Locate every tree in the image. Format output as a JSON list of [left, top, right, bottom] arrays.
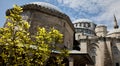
[[0, 5, 68, 66]]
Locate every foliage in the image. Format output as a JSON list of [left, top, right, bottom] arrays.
[[0, 5, 68, 66]]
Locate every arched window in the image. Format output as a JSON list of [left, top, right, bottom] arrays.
[[83, 23, 86, 27], [113, 46, 118, 55], [76, 24, 78, 27], [88, 23, 91, 27], [90, 47, 96, 63], [79, 23, 81, 27], [78, 35, 80, 39]]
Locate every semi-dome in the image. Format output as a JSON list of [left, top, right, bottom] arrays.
[[6, 2, 64, 16], [73, 19, 93, 23], [108, 29, 120, 34], [28, 2, 62, 12], [107, 28, 120, 37]]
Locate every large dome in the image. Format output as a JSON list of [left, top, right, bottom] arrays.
[[73, 19, 93, 23], [73, 18, 96, 30], [73, 19, 96, 36], [28, 2, 62, 12]]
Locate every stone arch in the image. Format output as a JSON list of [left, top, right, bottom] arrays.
[[90, 47, 97, 56], [112, 46, 119, 55], [88, 43, 99, 64], [88, 43, 99, 48], [88, 43, 99, 55], [90, 47, 97, 64]]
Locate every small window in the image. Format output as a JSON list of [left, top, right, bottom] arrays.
[[79, 29, 82, 32], [113, 46, 118, 55], [90, 47, 96, 64], [76, 24, 78, 27], [78, 35, 80, 39], [116, 63, 119, 66], [90, 47, 96, 56], [83, 23, 86, 27], [75, 29, 79, 32], [79, 23, 81, 27], [63, 22, 65, 27], [92, 56, 96, 63], [88, 23, 91, 27]]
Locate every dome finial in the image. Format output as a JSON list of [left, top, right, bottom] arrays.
[[114, 14, 119, 29]]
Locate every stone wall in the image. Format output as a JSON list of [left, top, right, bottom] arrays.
[[21, 9, 74, 49]]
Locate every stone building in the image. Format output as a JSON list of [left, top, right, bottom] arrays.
[[5, 2, 120, 66], [73, 16, 120, 66], [6, 2, 93, 66], [6, 2, 74, 50]]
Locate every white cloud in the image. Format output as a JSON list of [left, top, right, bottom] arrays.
[[93, 0, 120, 23], [58, 0, 103, 14], [57, 0, 120, 30]]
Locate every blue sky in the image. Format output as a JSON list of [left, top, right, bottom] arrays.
[[0, 0, 120, 30]]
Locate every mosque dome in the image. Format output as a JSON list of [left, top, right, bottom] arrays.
[[28, 2, 62, 12], [73, 18, 96, 30], [73, 19, 93, 23], [73, 19, 96, 36], [6, 2, 64, 16]]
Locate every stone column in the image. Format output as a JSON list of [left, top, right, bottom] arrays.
[[69, 57, 74, 66]]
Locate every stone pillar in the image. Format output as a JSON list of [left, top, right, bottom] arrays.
[[69, 57, 74, 66]]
